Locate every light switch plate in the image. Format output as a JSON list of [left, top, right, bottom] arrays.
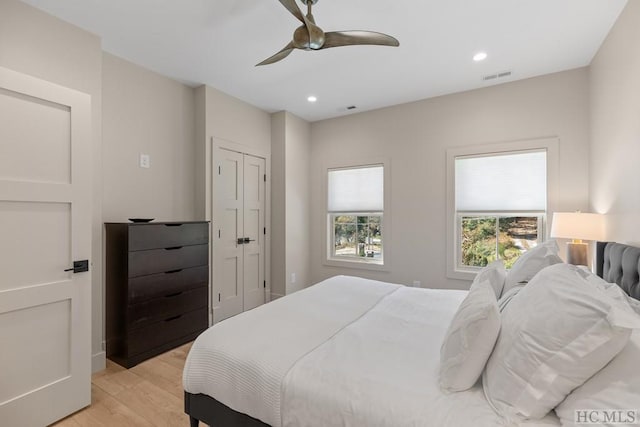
[[139, 153, 150, 168]]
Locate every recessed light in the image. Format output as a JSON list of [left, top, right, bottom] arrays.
[[473, 52, 488, 62], [307, 95, 317, 103]]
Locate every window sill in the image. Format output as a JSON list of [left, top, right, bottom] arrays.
[[324, 257, 388, 272], [447, 268, 478, 282]]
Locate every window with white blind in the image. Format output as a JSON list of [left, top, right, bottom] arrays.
[[327, 164, 385, 266], [447, 139, 558, 279]]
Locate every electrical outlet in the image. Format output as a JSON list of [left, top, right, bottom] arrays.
[[291, 273, 297, 284], [413, 280, 421, 288], [139, 153, 151, 168]]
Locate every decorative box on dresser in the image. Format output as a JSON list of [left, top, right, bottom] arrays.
[[105, 221, 209, 368]]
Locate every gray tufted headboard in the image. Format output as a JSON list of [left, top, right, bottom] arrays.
[[596, 241, 640, 301]]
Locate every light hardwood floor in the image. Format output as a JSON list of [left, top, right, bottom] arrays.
[[52, 343, 194, 427]]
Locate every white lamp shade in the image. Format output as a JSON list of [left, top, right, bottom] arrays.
[[550, 212, 605, 241]]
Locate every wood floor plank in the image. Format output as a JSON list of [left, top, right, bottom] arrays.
[[130, 358, 184, 399], [113, 380, 188, 427], [92, 368, 146, 396]]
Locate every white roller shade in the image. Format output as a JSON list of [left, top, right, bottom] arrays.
[[328, 165, 383, 212], [455, 151, 546, 211]]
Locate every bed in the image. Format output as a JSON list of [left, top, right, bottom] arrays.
[[183, 241, 640, 427]]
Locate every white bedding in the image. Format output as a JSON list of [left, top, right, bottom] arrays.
[[183, 275, 561, 427], [183, 275, 399, 427]]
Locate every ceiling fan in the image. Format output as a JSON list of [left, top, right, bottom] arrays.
[[257, 0, 399, 66]]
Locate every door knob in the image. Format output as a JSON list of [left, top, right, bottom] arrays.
[[243, 237, 255, 243], [64, 260, 89, 273]]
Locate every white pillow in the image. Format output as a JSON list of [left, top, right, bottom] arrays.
[[503, 239, 562, 294], [577, 267, 640, 315], [439, 279, 501, 392], [470, 260, 506, 299], [496, 284, 525, 313], [483, 263, 640, 422], [555, 329, 640, 426]]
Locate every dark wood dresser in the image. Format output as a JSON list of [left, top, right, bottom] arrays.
[[105, 221, 209, 368]]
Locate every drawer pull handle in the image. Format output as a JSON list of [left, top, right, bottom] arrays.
[[164, 269, 183, 274], [165, 223, 183, 227], [165, 291, 183, 298], [164, 315, 182, 322], [165, 246, 183, 251]]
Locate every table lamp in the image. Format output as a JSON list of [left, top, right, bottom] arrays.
[[550, 212, 605, 266]]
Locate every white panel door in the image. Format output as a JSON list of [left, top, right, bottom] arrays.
[[0, 67, 92, 426], [214, 149, 265, 322], [214, 148, 244, 321], [242, 154, 265, 311]]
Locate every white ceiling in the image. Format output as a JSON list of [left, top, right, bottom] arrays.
[[22, 0, 627, 122]]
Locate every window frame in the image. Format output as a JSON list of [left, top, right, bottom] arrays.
[[323, 159, 390, 271], [446, 138, 558, 280]]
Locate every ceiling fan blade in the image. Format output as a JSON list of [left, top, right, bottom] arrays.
[[256, 42, 295, 66], [278, 0, 306, 24], [322, 31, 400, 49]]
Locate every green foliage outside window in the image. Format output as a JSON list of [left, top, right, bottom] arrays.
[[461, 216, 538, 269], [333, 215, 382, 260]]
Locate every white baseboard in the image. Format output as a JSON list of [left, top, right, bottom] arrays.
[[270, 293, 285, 300], [92, 351, 106, 373]]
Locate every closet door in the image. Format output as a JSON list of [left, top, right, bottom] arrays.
[[242, 154, 266, 311], [215, 148, 244, 320], [214, 149, 266, 322]]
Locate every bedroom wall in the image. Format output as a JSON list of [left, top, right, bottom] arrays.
[[271, 112, 287, 298], [0, 0, 105, 370], [310, 68, 591, 290], [589, 0, 640, 245], [271, 112, 312, 298], [194, 84, 272, 222], [102, 52, 196, 222], [284, 112, 311, 294]]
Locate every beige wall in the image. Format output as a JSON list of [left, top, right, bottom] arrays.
[[589, 1, 640, 245], [102, 53, 196, 222], [0, 0, 105, 370], [310, 68, 591, 289], [284, 112, 311, 294], [271, 112, 311, 298], [271, 112, 287, 297]]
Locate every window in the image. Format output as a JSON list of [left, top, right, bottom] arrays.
[[327, 164, 385, 266], [447, 139, 558, 279]]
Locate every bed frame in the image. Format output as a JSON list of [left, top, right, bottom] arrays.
[[184, 241, 640, 427]]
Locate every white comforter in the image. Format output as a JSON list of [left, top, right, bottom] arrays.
[[183, 275, 561, 427]]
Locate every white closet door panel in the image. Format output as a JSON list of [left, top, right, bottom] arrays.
[[214, 148, 244, 321], [242, 154, 265, 311]]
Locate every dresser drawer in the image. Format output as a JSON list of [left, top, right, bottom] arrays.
[[127, 286, 208, 330], [129, 222, 209, 251], [128, 244, 208, 277], [128, 308, 207, 356], [128, 265, 208, 303]]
